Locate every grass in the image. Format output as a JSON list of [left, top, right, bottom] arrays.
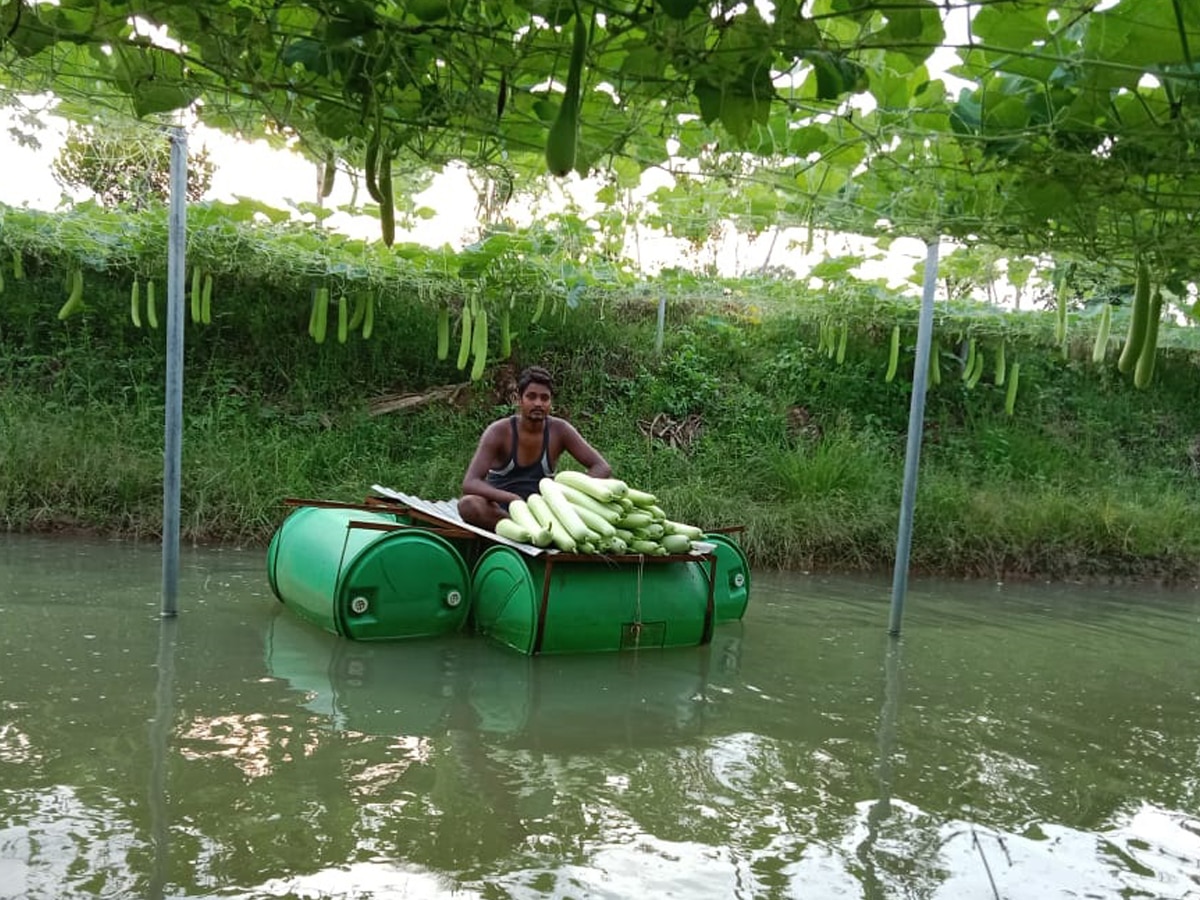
[[3, 275, 1200, 581]]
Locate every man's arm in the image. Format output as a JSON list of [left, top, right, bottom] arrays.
[[461, 422, 522, 504], [558, 421, 612, 479]]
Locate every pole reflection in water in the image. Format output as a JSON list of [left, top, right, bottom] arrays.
[[148, 618, 177, 900], [859, 634, 903, 900]]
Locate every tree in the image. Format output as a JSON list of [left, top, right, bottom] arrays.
[[52, 121, 215, 209]]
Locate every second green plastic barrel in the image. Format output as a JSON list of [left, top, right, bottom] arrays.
[[471, 546, 713, 655], [704, 533, 751, 622]]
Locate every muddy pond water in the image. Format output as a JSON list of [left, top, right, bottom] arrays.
[[1, 534, 1197, 899]]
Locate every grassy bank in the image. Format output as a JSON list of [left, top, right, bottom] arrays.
[[2, 261, 1200, 581]]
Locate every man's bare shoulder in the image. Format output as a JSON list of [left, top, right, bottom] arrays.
[[480, 416, 513, 441]]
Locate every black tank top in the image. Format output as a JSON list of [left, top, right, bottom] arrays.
[[485, 416, 553, 499]]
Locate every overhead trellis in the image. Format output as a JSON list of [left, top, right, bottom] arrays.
[[1, 0, 1198, 283]]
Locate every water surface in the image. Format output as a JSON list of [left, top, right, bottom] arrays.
[[1, 535, 1197, 899]]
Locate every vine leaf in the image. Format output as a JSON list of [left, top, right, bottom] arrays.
[[693, 67, 774, 143], [113, 44, 200, 117]]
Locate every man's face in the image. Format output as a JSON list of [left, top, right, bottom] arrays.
[[519, 383, 553, 420]]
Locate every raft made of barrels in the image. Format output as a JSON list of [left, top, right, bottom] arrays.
[[266, 491, 753, 654], [266, 505, 471, 640]]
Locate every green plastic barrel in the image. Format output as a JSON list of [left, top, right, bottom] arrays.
[[471, 546, 714, 655], [704, 533, 751, 622], [266, 506, 470, 640]]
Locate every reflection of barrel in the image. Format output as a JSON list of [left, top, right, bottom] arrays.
[[263, 609, 463, 734], [263, 606, 744, 746], [465, 627, 745, 749], [266, 506, 471, 640], [471, 546, 715, 655], [705, 533, 751, 622]]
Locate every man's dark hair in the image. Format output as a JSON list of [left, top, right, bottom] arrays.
[[518, 366, 555, 397]]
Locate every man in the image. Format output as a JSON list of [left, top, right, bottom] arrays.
[[458, 365, 611, 530]]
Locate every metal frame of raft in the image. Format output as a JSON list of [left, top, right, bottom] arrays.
[[268, 488, 751, 655]]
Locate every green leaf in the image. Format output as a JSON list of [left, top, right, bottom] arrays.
[[950, 91, 982, 135], [113, 45, 199, 117], [621, 45, 667, 79], [6, 7, 57, 57], [808, 52, 867, 101], [1111, 89, 1173, 131], [611, 157, 642, 189], [720, 96, 770, 143], [788, 125, 829, 156], [693, 82, 722, 126], [971, 4, 1050, 47], [1084, 0, 1200, 68], [872, 0, 944, 65], [1018, 176, 1076, 221], [983, 95, 1030, 131], [408, 0, 451, 23], [659, 0, 700, 21], [458, 232, 514, 279], [692, 70, 773, 144], [811, 255, 865, 278], [774, 0, 823, 57], [281, 37, 325, 73], [314, 101, 358, 140]]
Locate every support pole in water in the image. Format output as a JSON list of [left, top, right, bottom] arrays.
[[888, 238, 940, 635], [161, 127, 187, 617]]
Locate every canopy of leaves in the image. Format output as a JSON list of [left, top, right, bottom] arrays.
[[1, 1, 1198, 280]]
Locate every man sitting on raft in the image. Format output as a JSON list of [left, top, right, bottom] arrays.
[[458, 366, 611, 531]]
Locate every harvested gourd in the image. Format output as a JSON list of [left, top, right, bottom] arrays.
[[492, 470, 711, 556]]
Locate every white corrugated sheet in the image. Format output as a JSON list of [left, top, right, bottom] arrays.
[[369, 485, 546, 556]]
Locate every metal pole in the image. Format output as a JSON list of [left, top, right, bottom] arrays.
[[888, 238, 940, 634], [161, 127, 187, 617], [655, 295, 666, 354]]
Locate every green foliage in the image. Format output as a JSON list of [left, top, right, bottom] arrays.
[[758, 423, 897, 505], [2, 0, 1199, 279], [53, 120, 215, 209], [635, 337, 723, 418]]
